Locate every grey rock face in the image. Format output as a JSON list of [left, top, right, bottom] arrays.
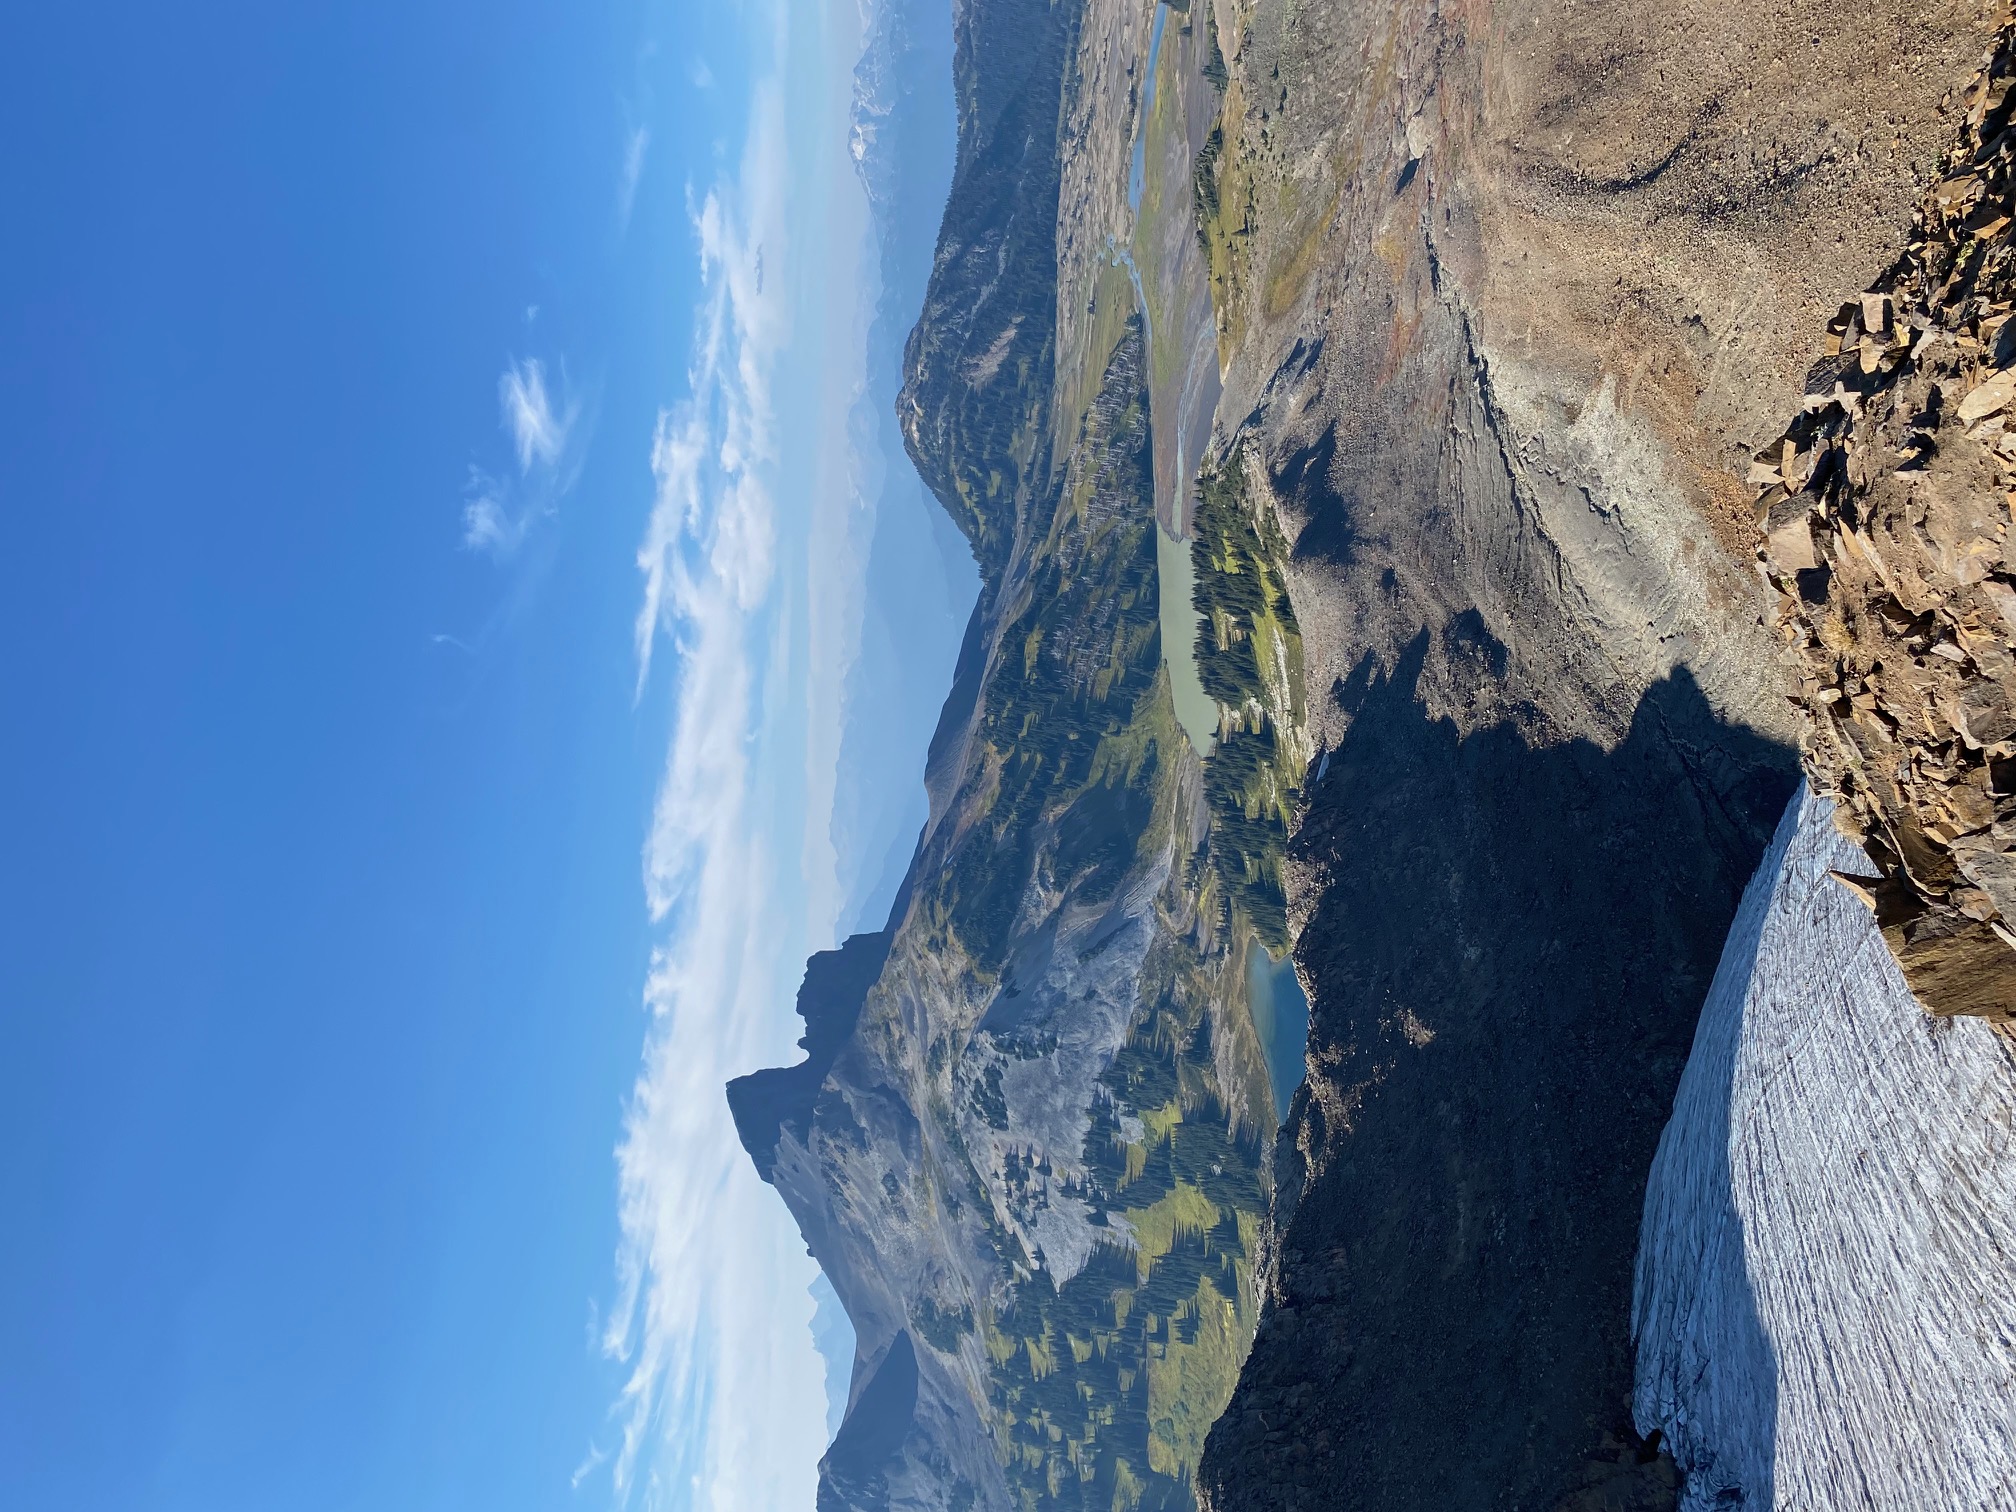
[[1635, 786, 2016, 1512]]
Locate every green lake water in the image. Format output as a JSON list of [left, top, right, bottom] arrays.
[[1246, 942, 1311, 1125], [1157, 523, 1217, 756]]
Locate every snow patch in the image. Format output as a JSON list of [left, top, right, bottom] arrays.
[[1634, 785, 2016, 1510]]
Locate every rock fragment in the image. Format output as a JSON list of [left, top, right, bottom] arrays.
[[1762, 22, 2016, 1026]]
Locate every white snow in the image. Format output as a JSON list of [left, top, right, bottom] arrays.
[[1633, 785, 2016, 1511]]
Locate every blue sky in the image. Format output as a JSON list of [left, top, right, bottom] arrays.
[[0, 2, 965, 1509]]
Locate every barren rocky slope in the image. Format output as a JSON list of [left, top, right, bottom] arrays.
[[1761, 29, 2016, 1024], [1189, 1, 2006, 1509]]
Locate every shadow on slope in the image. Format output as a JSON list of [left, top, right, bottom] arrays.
[[1632, 795, 1800, 1512], [1199, 629, 1796, 1512], [819, 1331, 920, 1512]]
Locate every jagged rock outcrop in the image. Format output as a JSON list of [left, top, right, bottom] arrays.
[[1634, 785, 2016, 1511], [1762, 23, 2016, 1023], [728, 930, 893, 1183]]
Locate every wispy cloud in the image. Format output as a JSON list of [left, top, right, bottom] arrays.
[[600, 16, 832, 1509], [571, 1442, 610, 1492], [460, 468, 527, 557], [619, 125, 651, 231], [501, 356, 572, 473], [460, 357, 583, 562], [630, 167, 785, 696]]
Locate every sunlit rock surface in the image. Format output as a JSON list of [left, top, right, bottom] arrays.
[[1635, 785, 2016, 1511]]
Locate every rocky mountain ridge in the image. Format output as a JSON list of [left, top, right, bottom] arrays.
[[736, 5, 1291, 1503], [1185, 1, 2009, 1509], [1762, 24, 2016, 1023], [736, 2, 2016, 1509]]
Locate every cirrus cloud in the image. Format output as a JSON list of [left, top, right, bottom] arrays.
[[461, 356, 583, 562], [599, 9, 836, 1509]]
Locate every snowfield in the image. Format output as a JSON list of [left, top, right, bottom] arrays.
[[1635, 785, 2016, 1511]]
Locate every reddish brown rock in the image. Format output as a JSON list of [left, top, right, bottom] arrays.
[[1762, 24, 2016, 1028]]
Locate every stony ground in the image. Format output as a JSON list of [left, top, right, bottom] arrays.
[[1186, 1, 2006, 1508], [1761, 23, 2016, 1026]]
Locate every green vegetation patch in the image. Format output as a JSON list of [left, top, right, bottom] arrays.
[[934, 323, 1168, 971], [1191, 82, 1258, 359], [1057, 255, 1147, 473], [918, 1296, 977, 1353], [1146, 1272, 1246, 1478], [1133, 23, 1188, 403], [1120, 1183, 1220, 1286], [1199, 1, 1229, 93], [980, 955, 1267, 1512], [1190, 450, 1306, 950]]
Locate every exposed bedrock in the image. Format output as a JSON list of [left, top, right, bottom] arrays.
[[1195, 0, 2001, 1508], [1760, 25, 2016, 1020], [1635, 785, 2016, 1512]]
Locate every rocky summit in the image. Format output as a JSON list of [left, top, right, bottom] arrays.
[[1763, 26, 2016, 1027]]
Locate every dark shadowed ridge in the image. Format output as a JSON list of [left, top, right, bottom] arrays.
[[1199, 631, 1795, 1512], [818, 1332, 921, 1512]]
